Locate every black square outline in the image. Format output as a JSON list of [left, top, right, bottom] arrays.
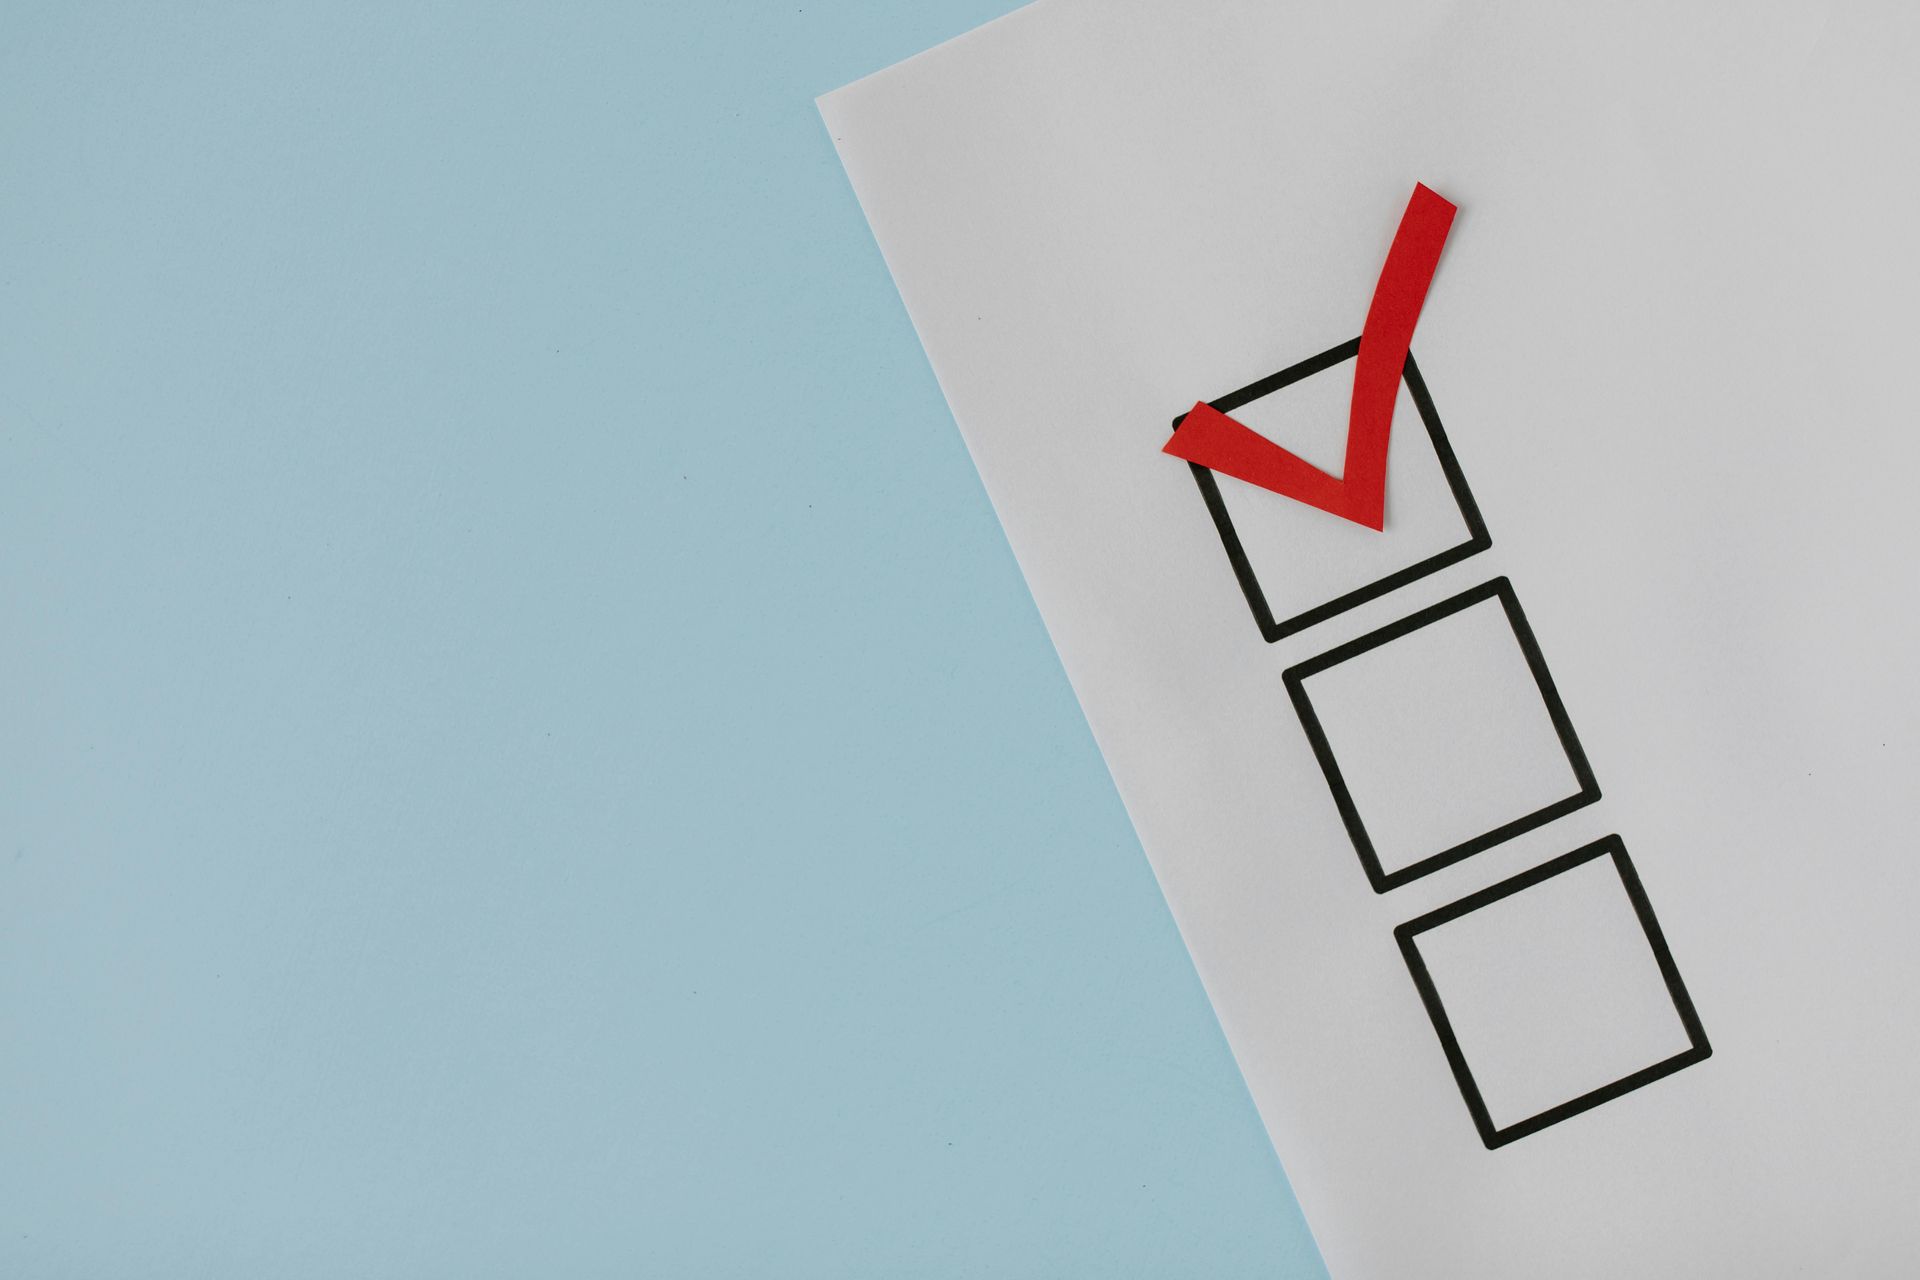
[[1171, 337, 1491, 644], [1395, 834, 1713, 1149], [1282, 576, 1600, 893]]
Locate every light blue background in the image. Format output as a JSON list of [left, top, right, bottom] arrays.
[[1, 4, 1325, 1275]]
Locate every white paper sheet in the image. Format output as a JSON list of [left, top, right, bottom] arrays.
[[819, 2, 1920, 1273]]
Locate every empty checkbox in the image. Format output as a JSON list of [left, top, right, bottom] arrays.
[[1284, 577, 1598, 892], [1175, 338, 1489, 643], [1395, 835, 1711, 1148]]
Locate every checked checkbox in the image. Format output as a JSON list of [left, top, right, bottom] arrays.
[[1175, 339, 1489, 644]]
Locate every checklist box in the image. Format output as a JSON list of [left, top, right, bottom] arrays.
[[1174, 338, 1489, 643], [1283, 577, 1599, 892], [1395, 836, 1711, 1148]]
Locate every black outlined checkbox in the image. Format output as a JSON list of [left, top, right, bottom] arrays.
[[1173, 337, 1489, 644], [1395, 835, 1712, 1148], [1283, 577, 1599, 892]]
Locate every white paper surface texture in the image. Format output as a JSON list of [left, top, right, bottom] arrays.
[[820, 2, 1920, 1274]]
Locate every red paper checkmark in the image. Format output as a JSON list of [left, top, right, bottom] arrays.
[[1163, 183, 1457, 531]]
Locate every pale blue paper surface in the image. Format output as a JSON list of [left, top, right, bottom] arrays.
[[0, 3, 1323, 1275]]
